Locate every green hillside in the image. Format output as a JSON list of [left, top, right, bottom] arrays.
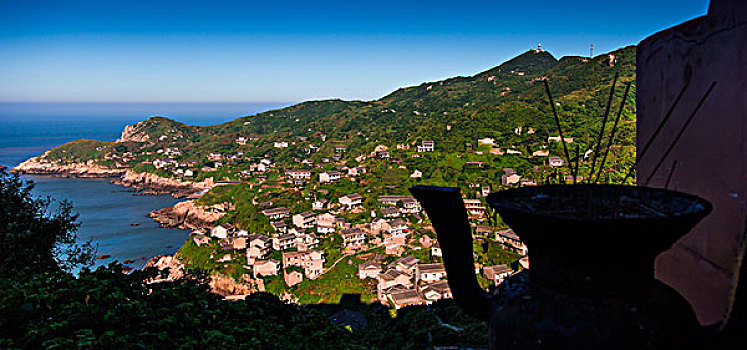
[[25, 45, 639, 306], [40, 45, 636, 186]]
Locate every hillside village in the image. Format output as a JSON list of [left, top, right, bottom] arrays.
[[14, 46, 636, 307], [174, 134, 543, 308]]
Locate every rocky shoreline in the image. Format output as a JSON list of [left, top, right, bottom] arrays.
[[13, 157, 222, 230], [149, 200, 229, 230]]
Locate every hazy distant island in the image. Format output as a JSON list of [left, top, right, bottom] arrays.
[[13, 46, 637, 304]]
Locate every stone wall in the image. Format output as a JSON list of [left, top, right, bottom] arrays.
[[636, 0, 746, 326]]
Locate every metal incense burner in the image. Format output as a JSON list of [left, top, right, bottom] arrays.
[[410, 184, 712, 349]]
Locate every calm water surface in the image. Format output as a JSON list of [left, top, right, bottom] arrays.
[[0, 102, 288, 269]]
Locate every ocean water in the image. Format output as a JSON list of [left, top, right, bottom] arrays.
[[0, 102, 289, 270]]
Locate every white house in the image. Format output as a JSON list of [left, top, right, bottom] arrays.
[[416, 264, 447, 283], [339, 193, 364, 209], [292, 211, 317, 229], [210, 223, 235, 239], [319, 171, 342, 183], [417, 140, 435, 152]]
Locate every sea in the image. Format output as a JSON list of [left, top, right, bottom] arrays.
[[0, 102, 290, 270]]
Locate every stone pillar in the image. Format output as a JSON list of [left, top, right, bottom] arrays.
[[636, 0, 747, 326]]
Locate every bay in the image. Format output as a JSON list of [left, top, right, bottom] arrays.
[[0, 102, 289, 270]]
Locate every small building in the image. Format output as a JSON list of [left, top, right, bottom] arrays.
[[273, 234, 297, 251], [400, 197, 421, 214], [319, 171, 342, 183], [477, 137, 495, 146], [232, 237, 247, 250], [547, 136, 573, 143], [431, 241, 443, 258], [292, 211, 317, 229], [270, 221, 288, 233], [380, 207, 401, 218], [282, 251, 307, 267], [392, 256, 420, 274], [284, 270, 304, 287], [316, 213, 337, 234], [416, 263, 447, 283], [417, 140, 435, 152], [285, 169, 311, 180], [387, 219, 409, 237], [502, 168, 522, 186], [496, 229, 528, 255], [262, 207, 290, 220], [389, 289, 427, 309], [210, 223, 235, 239], [377, 196, 398, 205], [312, 198, 328, 210], [410, 169, 422, 178], [339, 193, 364, 209], [463, 199, 486, 216], [340, 228, 366, 248], [348, 166, 366, 176], [421, 280, 452, 301], [358, 260, 382, 279], [253, 259, 281, 278], [483, 264, 513, 285], [377, 269, 413, 290]]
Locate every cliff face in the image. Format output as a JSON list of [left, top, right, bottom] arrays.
[[149, 200, 227, 230], [117, 121, 152, 143]]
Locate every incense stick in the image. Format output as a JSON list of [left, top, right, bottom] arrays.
[[664, 160, 678, 190], [623, 80, 691, 183], [543, 79, 575, 181], [589, 72, 619, 178], [643, 81, 717, 186], [594, 81, 632, 184]]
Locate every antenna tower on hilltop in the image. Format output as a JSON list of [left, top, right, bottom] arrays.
[[590, 44, 594, 58], [538, 42, 542, 52]]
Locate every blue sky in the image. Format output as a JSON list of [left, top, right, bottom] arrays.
[[0, 0, 710, 103]]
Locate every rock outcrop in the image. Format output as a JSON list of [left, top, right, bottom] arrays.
[[209, 274, 253, 296], [149, 200, 228, 230], [143, 254, 185, 281], [117, 120, 152, 143], [13, 157, 125, 178], [113, 171, 214, 198]]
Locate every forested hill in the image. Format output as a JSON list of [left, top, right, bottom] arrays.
[[31, 45, 637, 185]]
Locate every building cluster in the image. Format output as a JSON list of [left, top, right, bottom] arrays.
[[178, 134, 538, 308]]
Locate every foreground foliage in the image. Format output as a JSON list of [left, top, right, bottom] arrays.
[[0, 266, 363, 349]]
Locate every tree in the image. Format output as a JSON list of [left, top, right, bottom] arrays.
[[0, 168, 95, 275]]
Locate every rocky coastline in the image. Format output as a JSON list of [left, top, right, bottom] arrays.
[[13, 156, 222, 230], [13, 157, 126, 178], [149, 200, 228, 230]]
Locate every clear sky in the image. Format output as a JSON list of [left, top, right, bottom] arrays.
[[0, 0, 710, 103]]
